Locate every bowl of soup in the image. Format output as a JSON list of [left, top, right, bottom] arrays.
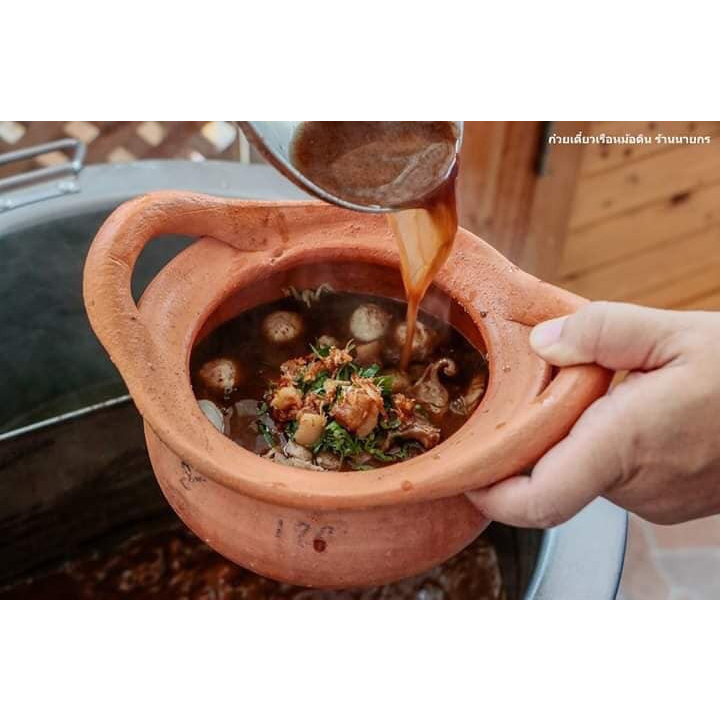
[[83, 191, 611, 587]]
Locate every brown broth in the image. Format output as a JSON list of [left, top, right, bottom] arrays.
[[389, 179, 458, 367], [290, 121, 459, 371], [190, 291, 487, 470], [290, 121, 457, 209]]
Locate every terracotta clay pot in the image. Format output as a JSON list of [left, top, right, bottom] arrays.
[[83, 191, 611, 588]]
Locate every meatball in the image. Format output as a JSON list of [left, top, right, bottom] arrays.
[[393, 320, 437, 361], [354, 340, 382, 366], [317, 334, 339, 349], [349, 303, 392, 342], [262, 310, 304, 344], [197, 358, 241, 396]]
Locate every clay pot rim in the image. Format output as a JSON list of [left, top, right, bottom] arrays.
[[84, 192, 612, 511], [138, 232, 549, 509], [154, 239, 544, 497]]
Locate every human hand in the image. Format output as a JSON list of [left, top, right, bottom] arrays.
[[467, 301, 720, 528]]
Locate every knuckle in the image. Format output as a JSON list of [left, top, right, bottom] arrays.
[[564, 301, 612, 362], [584, 302, 612, 360], [582, 300, 612, 323]]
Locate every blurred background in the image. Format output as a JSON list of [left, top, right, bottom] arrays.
[[2, 120, 719, 598]]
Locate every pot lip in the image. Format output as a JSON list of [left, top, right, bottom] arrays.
[[86, 192, 611, 510], [139, 233, 549, 508], [203, 252, 535, 451]]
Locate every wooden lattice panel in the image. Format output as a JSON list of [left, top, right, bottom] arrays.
[[0, 121, 263, 181]]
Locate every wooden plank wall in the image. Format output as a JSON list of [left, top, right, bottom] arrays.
[[457, 121, 586, 280], [557, 121, 720, 311]]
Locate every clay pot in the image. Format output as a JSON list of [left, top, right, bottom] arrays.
[[83, 191, 611, 588]]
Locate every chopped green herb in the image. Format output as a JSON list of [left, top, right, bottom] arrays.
[[309, 342, 331, 359], [380, 416, 402, 431], [336, 363, 355, 382], [357, 364, 380, 378], [366, 447, 397, 462], [312, 420, 362, 459], [262, 333, 448, 470], [298, 369, 330, 395], [374, 375, 393, 397], [285, 420, 298, 439], [255, 417, 275, 447], [309, 370, 329, 392]]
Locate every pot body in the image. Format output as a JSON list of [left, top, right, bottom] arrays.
[[146, 426, 488, 588]]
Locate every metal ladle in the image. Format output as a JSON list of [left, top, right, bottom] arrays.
[[239, 121, 463, 214]]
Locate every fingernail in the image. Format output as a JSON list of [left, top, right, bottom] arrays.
[[530, 317, 566, 351]]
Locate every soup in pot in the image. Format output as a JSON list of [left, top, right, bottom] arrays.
[[191, 288, 488, 473]]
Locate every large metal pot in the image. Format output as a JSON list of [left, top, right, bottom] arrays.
[[0, 141, 627, 598]]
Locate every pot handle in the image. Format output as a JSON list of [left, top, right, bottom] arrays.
[[525, 284, 614, 419], [83, 191, 338, 407], [461, 282, 613, 493]]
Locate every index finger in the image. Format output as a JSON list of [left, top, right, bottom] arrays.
[[466, 393, 626, 528]]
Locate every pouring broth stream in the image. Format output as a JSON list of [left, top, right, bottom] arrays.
[[290, 121, 459, 369]]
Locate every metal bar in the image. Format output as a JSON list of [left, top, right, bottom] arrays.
[[0, 138, 86, 193], [0, 395, 131, 443]]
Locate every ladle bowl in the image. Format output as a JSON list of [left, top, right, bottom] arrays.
[[239, 121, 464, 213]]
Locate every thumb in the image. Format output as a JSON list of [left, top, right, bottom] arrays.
[[529, 301, 683, 370]]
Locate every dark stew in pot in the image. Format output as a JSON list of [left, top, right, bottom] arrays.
[[190, 289, 488, 472]]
